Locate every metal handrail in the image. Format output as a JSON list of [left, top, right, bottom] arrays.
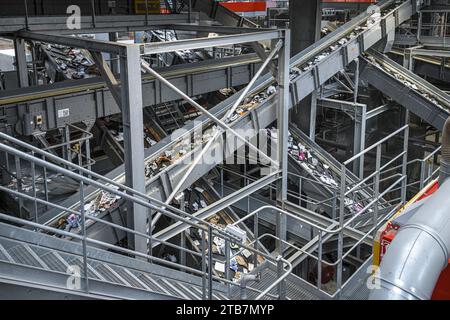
[[0, 137, 292, 300]]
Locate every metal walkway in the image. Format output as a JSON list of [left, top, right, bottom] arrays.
[[0, 223, 228, 300]]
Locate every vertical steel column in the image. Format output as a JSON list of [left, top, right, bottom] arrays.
[[417, 11, 423, 42], [78, 152, 89, 292], [180, 194, 186, 268], [276, 31, 290, 254], [309, 94, 317, 140], [120, 45, 147, 255], [0, 151, 11, 186], [108, 32, 119, 74], [401, 110, 410, 204], [336, 164, 346, 297], [14, 37, 29, 88], [353, 104, 366, 179]]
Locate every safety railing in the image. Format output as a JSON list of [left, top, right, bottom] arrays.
[[1, 124, 93, 220], [223, 124, 410, 298], [0, 132, 292, 300]]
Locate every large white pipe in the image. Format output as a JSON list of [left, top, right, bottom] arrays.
[[370, 117, 450, 300]]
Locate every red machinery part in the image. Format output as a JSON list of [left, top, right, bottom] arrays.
[[219, 1, 267, 13], [219, 1, 376, 13]]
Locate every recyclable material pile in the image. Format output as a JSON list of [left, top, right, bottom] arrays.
[[41, 43, 97, 81]]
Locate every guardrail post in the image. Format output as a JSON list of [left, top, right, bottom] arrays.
[[317, 231, 322, 291], [42, 154, 49, 210], [225, 239, 231, 297], [277, 255, 286, 300], [14, 156, 23, 218], [419, 160, 425, 191], [31, 151, 38, 225], [254, 212, 259, 269], [336, 164, 346, 297], [78, 152, 89, 293], [401, 111, 409, 204], [201, 229, 207, 299], [298, 175, 302, 206], [373, 144, 381, 237], [208, 225, 213, 300]]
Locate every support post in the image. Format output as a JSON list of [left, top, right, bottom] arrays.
[[120, 46, 147, 255], [276, 31, 290, 254], [14, 37, 29, 88], [353, 104, 367, 179]]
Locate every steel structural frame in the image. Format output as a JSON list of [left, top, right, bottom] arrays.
[[36, 0, 423, 247], [317, 97, 368, 179], [138, 30, 289, 237], [13, 29, 288, 255], [0, 14, 198, 34], [0, 54, 262, 136], [13, 30, 149, 253]]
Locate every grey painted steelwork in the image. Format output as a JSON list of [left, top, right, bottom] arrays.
[[0, 54, 261, 135], [360, 50, 450, 131], [0, 222, 224, 300], [0, 14, 198, 34], [41, 0, 422, 243]]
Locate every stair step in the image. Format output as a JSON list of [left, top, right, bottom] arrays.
[[94, 263, 131, 286], [138, 273, 174, 297], [109, 265, 147, 290], [68, 257, 103, 281], [176, 282, 202, 300], [0, 243, 13, 262], [159, 278, 189, 299], [8, 244, 46, 269], [35, 249, 69, 273]]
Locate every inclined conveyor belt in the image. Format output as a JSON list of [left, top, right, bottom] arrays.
[[361, 49, 450, 130], [40, 0, 421, 241]]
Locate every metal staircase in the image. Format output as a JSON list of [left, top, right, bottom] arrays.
[[0, 223, 228, 300], [153, 103, 184, 133], [0, 132, 294, 300]]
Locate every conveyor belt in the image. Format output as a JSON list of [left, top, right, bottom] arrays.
[[41, 0, 422, 241], [388, 48, 450, 82], [361, 49, 450, 130], [0, 54, 261, 134], [287, 125, 382, 222]]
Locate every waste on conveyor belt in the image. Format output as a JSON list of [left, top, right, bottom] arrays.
[[364, 54, 446, 110], [83, 189, 121, 217], [148, 29, 201, 63], [184, 187, 263, 281], [47, 5, 397, 233], [41, 43, 97, 80], [289, 8, 391, 82], [285, 130, 369, 216], [143, 84, 278, 180]]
